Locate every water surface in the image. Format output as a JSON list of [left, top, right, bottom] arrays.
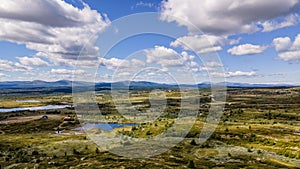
[[0, 105, 70, 113], [76, 123, 137, 132]]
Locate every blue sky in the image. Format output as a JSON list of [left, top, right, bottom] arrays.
[[0, 0, 299, 84]]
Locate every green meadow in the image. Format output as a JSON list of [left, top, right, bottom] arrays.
[[0, 87, 299, 168]]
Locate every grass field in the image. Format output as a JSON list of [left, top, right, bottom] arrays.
[[0, 87, 299, 168]]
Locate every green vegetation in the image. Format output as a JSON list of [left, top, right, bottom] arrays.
[[0, 87, 299, 168]]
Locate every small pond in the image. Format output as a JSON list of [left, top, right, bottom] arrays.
[[0, 105, 70, 113], [76, 123, 138, 132]]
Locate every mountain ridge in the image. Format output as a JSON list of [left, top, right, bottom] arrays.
[[0, 80, 297, 89]]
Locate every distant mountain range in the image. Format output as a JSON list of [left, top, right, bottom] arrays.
[[0, 80, 88, 89], [0, 80, 297, 89]]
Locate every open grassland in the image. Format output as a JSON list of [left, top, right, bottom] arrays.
[[0, 94, 72, 109], [0, 87, 299, 168]]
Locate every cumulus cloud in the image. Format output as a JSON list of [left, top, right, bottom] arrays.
[[18, 56, 50, 67], [145, 46, 184, 67], [199, 61, 224, 72], [211, 71, 257, 78], [35, 52, 101, 68], [0, 73, 8, 78], [206, 61, 223, 67], [170, 35, 228, 54], [261, 14, 300, 32], [14, 69, 96, 82], [51, 69, 86, 75], [226, 71, 257, 77], [99, 58, 145, 71], [278, 51, 300, 61], [0, 59, 32, 72], [291, 34, 300, 50], [275, 34, 300, 61], [144, 46, 205, 75], [181, 51, 195, 61], [0, 0, 110, 67], [99, 58, 128, 70], [228, 44, 267, 56], [145, 46, 179, 62], [273, 37, 292, 51], [160, 0, 300, 35], [98, 57, 148, 81]]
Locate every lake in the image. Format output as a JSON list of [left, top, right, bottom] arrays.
[[77, 123, 138, 132], [0, 105, 70, 113]]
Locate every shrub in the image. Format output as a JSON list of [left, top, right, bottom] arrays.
[[187, 160, 196, 168], [146, 130, 152, 135], [32, 150, 39, 156], [5, 157, 10, 162], [73, 148, 80, 155], [123, 141, 132, 146], [190, 139, 197, 146], [96, 148, 100, 154], [296, 152, 300, 159]]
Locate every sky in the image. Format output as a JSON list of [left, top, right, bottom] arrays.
[[0, 0, 300, 84]]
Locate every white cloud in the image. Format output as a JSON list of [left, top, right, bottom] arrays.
[[136, 1, 155, 8], [144, 46, 205, 75], [189, 61, 198, 67], [35, 52, 101, 68], [211, 71, 257, 78], [145, 46, 179, 63], [114, 72, 131, 77], [170, 35, 226, 54], [275, 34, 300, 61], [131, 59, 146, 68], [226, 71, 257, 77], [170, 35, 241, 55], [200, 61, 224, 72], [228, 44, 267, 56], [198, 46, 223, 54], [181, 51, 195, 61], [98, 57, 148, 82], [99, 58, 145, 71], [99, 58, 128, 70], [273, 37, 292, 51], [14, 69, 96, 82], [261, 14, 300, 32], [0, 0, 110, 67], [291, 34, 300, 50], [145, 46, 183, 67], [0, 73, 8, 78], [0, 59, 32, 72], [161, 0, 300, 35], [51, 69, 85, 75], [206, 61, 223, 67], [278, 51, 300, 61], [18, 56, 50, 67]]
